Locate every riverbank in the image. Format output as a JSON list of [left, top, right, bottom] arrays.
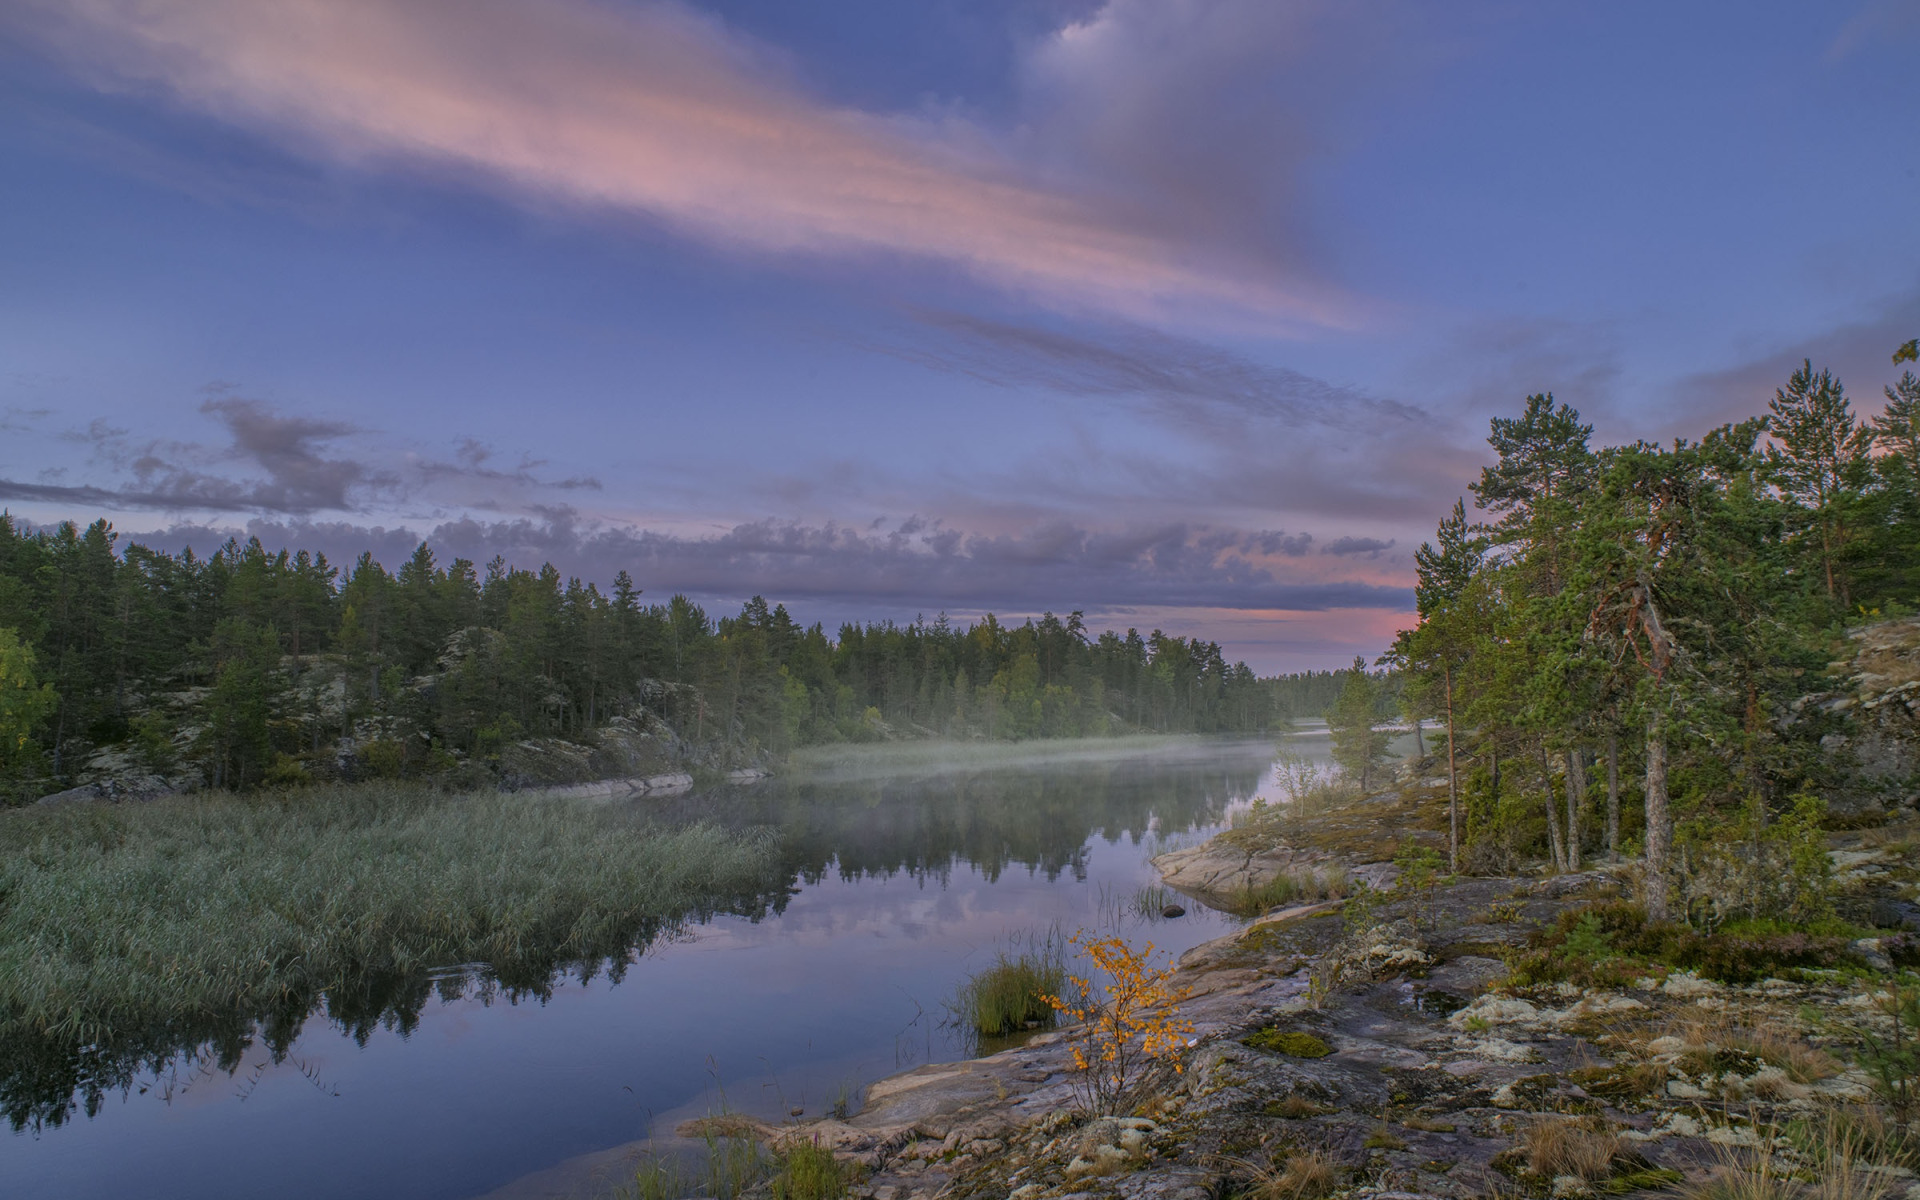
[[706, 805, 1920, 1200]]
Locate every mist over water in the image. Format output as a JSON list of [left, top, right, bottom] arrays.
[[2, 737, 1299, 1200]]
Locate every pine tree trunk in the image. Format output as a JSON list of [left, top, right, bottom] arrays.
[[1444, 663, 1459, 873], [1539, 740, 1568, 873], [1564, 748, 1585, 872], [1605, 732, 1621, 862], [1644, 716, 1672, 921]]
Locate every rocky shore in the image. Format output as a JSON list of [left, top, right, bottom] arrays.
[[726, 809, 1920, 1200]]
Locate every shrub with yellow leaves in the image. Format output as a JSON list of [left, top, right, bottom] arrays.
[[1043, 930, 1195, 1115]]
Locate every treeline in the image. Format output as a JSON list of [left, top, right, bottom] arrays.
[[1265, 669, 1363, 721], [0, 518, 1277, 798], [1389, 356, 1920, 924]]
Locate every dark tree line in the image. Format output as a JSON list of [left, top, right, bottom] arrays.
[[1389, 356, 1920, 924], [0, 519, 1279, 798]]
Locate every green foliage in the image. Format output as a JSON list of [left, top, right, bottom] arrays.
[[1508, 901, 1863, 987], [1241, 1027, 1331, 1057], [1857, 984, 1920, 1123], [950, 930, 1067, 1038], [0, 516, 1281, 797], [1765, 360, 1877, 603], [1327, 658, 1393, 793], [0, 627, 55, 798], [1678, 794, 1835, 932], [770, 1138, 845, 1200], [1388, 354, 1920, 915], [1562, 913, 1614, 962], [1392, 839, 1446, 928]]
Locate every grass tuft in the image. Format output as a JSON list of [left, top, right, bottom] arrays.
[[1264, 1094, 1331, 1118], [1522, 1117, 1620, 1182], [770, 1138, 845, 1200], [949, 929, 1067, 1039], [1237, 1150, 1339, 1200], [1225, 867, 1350, 918]]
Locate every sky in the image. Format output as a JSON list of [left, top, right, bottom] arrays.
[[1, 0, 1917, 671]]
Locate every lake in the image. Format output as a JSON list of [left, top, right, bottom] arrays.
[[2, 736, 1299, 1200]]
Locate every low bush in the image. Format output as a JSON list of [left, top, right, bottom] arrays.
[[1509, 901, 1866, 986]]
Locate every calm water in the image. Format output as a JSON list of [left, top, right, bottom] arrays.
[[3, 737, 1294, 1200]]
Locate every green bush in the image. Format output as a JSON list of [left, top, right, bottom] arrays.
[[1511, 902, 1864, 986]]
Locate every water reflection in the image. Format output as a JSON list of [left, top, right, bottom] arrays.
[[0, 888, 787, 1134], [2, 737, 1280, 1200], [663, 737, 1273, 886]]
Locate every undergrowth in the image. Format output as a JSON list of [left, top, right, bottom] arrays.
[[1506, 901, 1871, 986]]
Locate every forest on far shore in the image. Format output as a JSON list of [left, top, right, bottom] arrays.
[[0, 518, 1361, 800]]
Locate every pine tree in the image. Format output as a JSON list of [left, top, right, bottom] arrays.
[[1328, 657, 1392, 795], [1765, 360, 1874, 604]]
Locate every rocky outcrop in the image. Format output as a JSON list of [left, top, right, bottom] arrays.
[[1843, 616, 1920, 807], [527, 772, 697, 800], [1149, 840, 1361, 909], [740, 845, 1920, 1200]]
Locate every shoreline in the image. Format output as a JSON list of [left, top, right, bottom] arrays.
[[655, 797, 1920, 1200]]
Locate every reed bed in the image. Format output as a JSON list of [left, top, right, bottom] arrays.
[[0, 782, 779, 1043]]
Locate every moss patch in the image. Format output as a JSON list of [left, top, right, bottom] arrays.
[[1243, 1028, 1333, 1057], [1597, 1168, 1684, 1194]]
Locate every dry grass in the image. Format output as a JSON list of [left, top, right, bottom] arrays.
[[1689, 1112, 1900, 1200], [1682, 1138, 1796, 1200], [1225, 762, 1446, 863], [1240, 1150, 1339, 1200], [1265, 1094, 1331, 1119], [1790, 1104, 1919, 1177], [1522, 1117, 1621, 1182], [1657, 1011, 1841, 1083]]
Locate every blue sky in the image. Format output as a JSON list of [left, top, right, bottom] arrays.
[[2, 0, 1917, 670]]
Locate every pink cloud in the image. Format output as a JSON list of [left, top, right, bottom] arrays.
[[14, 0, 1363, 327]]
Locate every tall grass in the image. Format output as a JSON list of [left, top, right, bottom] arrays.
[[770, 1138, 846, 1200], [1094, 882, 1179, 927], [1225, 866, 1350, 918], [947, 928, 1067, 1043], [0, 782, 779, 1129], [617, 1129, 771, 1200]]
